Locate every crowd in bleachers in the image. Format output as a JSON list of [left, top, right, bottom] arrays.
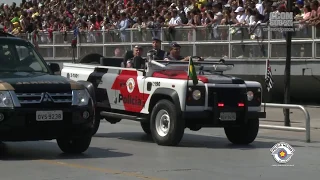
[[0, 0, 318, 36]]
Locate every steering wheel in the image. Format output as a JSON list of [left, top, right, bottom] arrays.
[[190, 56, 204, 61]]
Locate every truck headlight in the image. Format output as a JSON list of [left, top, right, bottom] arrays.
[[72, 89, 90, 106], [247, 91, 254, 101], [0, 91, 14, 108], [192, 90, 201, 100]]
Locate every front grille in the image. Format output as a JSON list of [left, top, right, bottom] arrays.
[[208, 87, 247, 107], [16, 92, 72, 105]]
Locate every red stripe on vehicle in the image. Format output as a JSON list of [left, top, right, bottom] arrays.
[[111, 70, 149, 113]]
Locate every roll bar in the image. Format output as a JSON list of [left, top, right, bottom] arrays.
[[146, 50, 234, 72], [153, 60, 234, 66]]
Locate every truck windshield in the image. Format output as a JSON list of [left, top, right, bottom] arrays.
[[0, 42, 48, 73]]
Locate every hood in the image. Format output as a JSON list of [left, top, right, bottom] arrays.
[[0, 72, 83, 93], [151, 70, 245, 84], [203, 74, 245, 84]]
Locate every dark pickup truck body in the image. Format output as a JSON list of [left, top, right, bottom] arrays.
[[0, 31, 95, 154]]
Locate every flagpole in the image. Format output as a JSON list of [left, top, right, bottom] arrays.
[[264, 59, 267, 113]]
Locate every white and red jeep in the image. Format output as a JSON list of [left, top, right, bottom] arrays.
[[61, 51, 266, 146]]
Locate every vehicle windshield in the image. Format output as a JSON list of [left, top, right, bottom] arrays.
[[0, 41, 49, 73]]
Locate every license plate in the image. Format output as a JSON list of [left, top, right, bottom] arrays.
[[36, 110, 63, 121], [219, 112, 236, 121]]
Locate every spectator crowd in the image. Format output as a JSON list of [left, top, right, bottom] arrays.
[[0, 0, 318, 36]]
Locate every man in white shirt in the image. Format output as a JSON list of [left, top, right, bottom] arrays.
[[234, 6, 247, 58], [168, 10, 182, 41], [168, 9, 182, 26], [235, 7, 246, 25]]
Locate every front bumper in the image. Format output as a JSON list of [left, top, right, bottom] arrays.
[[0, 106, 94, 141], [183, 110, 266, 127]]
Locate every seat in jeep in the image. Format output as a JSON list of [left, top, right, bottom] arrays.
[[99, 57, 123, 67], [99, 50, 134, 67], [123, 50, 134, 67]]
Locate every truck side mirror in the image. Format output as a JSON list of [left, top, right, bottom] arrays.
[[48, 63, 60, 74]]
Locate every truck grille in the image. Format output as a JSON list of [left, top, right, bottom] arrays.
[[16, 92, 72, 104], [208, 87, 247, 107]]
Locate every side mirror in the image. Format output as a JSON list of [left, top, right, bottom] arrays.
[[48, 63, 61, 74]]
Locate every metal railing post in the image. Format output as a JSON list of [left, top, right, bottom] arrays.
[[261, 103, 311, 142]]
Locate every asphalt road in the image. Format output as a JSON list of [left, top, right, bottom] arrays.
[[0, 113, 320, 180]]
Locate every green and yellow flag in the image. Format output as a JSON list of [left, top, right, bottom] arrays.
[[188, 57, 198, 85]]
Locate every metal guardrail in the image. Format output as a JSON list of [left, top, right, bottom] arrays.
[[260, 103, 311, 143], [17, 24, 320, 60]]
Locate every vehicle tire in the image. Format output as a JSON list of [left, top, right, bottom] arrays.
[[140, 122, 151, 135], [224, 118, 259, 145], [150, 99, 185, 146], [57, 135, 92, 154], [92, 115, 101, 135]]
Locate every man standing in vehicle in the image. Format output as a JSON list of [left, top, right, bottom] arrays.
[[126, 45, 146, 69], [164, 42, 191, 61], [151, 37, 166, 60]]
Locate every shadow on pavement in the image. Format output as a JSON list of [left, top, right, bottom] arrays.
[[95, 132, 305, 149], [0, 141, 132, 161]]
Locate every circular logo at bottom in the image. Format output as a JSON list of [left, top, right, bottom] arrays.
[[126, 78, 135, 93], [270, 142, 295, 164]]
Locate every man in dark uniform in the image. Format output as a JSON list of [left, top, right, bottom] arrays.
[[164, 42, 191, 61], [126, 45, 146, 69], [151, 37, 166, 60]]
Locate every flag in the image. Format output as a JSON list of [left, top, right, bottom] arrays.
[[188, 57, 198, 85], [265, 59, 274, 92]]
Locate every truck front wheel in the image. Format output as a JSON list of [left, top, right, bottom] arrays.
[[140, 122, 151, 135], [224, 118, 259, 145], [57, 135, 92, 154], [150, 99, 185, 146], [92, 115, 101, 135]]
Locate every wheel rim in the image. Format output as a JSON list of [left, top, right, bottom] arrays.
[[155, 109, 170, 137]]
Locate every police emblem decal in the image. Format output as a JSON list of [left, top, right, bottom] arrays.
[[126, 78, 135, 93], [270, 142, 295, 165]]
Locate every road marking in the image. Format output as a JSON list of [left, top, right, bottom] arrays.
[[37, 159, 167, 180]]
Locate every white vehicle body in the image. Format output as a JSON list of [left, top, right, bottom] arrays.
[[61, 54, 266, 146]]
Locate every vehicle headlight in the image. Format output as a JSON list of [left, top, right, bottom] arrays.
[[0, 91, 14, 108], [192, 90, 201, 100], [247, 91, 254, 101], [72, 89, 90, 106]]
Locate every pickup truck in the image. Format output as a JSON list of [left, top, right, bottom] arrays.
[[0, 27, 95, 154], [61, 51, 266, 146]]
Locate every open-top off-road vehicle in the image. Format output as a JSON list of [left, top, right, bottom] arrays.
[[0, 26, 95, 154], [61, 50, 266, 146]]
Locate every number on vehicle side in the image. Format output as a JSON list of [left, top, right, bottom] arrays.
[[153, 82, 160, 86]]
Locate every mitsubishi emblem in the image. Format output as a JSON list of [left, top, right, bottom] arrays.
[[41, 93, 53, 103]]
